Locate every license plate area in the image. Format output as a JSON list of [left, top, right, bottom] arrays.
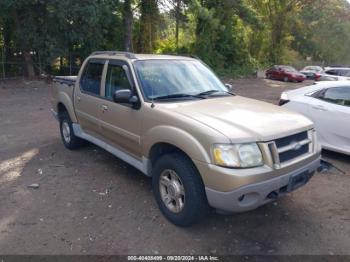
[[287, 170, 313, 192]]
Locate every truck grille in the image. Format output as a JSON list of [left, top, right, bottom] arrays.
[[267, 130, 313, 168]]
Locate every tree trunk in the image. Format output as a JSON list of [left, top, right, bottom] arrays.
[[23, 51, 35, 78], [175, 0, 181, 47], [123, 0, 134, 52], [138, 0, 159, 53], [13, 9, 35, 78], [59, 56, 63, 75]]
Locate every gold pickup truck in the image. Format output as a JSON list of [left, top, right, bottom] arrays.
[[51, 51, 321, 226]]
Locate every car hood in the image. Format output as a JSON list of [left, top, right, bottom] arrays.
[[157, 96, 313, 143], [285, 83, 323, 96]]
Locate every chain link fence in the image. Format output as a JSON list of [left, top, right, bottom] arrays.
[[0, 60, 81, 80]]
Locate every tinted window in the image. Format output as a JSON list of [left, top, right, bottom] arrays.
[[318, 86, 350, 106], [80, 61, 104, 95], [105, 64, 132, 100], [339, 70, 350, 77], [325, 70, 338, 76]]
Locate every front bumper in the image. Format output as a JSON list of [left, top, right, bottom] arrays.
[[205, 157, 320, 213]]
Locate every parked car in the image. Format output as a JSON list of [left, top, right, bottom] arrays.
[[51, 51, 321, 226], [327, 65, 350, 68], [266, 65, 306, 82], [318, 67, 350, 81], [300, 66, 323, 80], [279, 82, 350, 155]]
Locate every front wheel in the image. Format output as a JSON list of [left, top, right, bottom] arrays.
[[152, 154, 210, 226], [283, 76, 289, 82]]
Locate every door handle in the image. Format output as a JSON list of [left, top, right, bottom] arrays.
[[76, 96, 81, 102], [101, 105, 108, 112], [312, 105, 327, 111]]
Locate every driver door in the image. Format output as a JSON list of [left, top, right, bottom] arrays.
[[98, 60, 142, 159]]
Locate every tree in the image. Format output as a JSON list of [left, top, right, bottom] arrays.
[[189, 0, 260, 68], [123, 0, 134, 52], [1, 0, 350, 78], [292, 0, 350, 64], [137, 0, 160, 53]]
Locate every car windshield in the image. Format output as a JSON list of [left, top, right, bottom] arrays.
[[134, 60, 228, 100], [303, 66, 322, 72], [281, 66, 297, 72]]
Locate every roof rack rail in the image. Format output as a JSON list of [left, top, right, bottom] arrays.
[[91, 51, 136, 59]]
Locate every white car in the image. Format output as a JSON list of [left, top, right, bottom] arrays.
[[318, 67, 350, 81], [279, 81, 350, 155]]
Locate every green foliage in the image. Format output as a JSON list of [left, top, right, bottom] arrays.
[[1, 0, 350, 77]]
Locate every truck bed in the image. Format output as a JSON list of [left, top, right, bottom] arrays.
[[51, 76, 78, 120], [53, 76, 77, 86]]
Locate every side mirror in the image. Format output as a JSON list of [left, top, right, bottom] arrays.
[[225, 83, 233, 92], [113, 89, 140, 108]]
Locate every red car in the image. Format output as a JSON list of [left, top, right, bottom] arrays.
[[266, 65, 306, 82]]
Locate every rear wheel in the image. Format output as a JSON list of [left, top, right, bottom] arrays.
[[152, 154, 210, 226], [59, 111, 85, 150]]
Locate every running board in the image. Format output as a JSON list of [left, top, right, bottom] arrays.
[[72, 123, 149, 176]]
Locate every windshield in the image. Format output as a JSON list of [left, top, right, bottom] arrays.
[[281, 66, 297, 72], [134, 60, 227, 100], [303, 66, 322, 72]]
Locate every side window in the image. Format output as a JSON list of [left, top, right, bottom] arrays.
[[339, 70, 350, 77], [80, 61, 104, 95], [325, 70, 338, 76], [318, 86, 350, 106], [105, 64, 132, 100]]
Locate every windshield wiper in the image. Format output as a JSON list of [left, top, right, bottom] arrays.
[[152, 93, 205, 100], [196, 90, 233, 97]]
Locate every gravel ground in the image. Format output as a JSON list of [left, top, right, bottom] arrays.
[[0, 78, 349, 255]]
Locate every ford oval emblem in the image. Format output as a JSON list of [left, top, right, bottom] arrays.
[[292, 142, 302, 151]]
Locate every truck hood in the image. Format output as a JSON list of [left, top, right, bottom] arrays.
[[158, 96, 313, 143]]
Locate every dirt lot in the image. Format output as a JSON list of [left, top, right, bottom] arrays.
[[0, 78, 349, 255]]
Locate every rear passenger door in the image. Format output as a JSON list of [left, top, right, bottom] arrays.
[[99, 60, 142, 158], [74, 59, 106, 137]]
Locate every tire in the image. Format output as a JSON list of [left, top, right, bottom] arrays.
[[283, 76, 289, 82], [59, 111, 85, 150], [266, 74, 271, 79], [152, 153, 210, 226]]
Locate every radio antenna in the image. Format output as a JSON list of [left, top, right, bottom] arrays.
[[151, 80, 155, 108]]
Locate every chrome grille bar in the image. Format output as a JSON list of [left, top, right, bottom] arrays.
[[277, 138, 312, 154]]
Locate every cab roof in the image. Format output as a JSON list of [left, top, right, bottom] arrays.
[[89, 51, 196, 61]]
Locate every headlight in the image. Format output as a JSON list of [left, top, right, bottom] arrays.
[[280, 92, 289, 100], [212, 143, 263, 168]]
